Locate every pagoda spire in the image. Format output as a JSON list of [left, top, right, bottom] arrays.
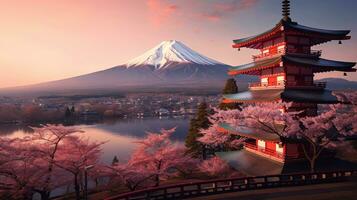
[[282, 0, 291, 21]]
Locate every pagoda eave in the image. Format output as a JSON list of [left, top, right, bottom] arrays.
[[223, 89, 340, 104], [232, 19, 351, 49]]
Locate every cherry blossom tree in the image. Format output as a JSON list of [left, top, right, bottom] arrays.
[[0, 125, 106, 200], [199, 115, 245, 151], [204, 92, 357, 173], [28, 125, 83, 200], [0, 138, 39, 199], [54, 136, 104, 200], [108, 128, 198, 190], [294, 92, 357, 172], [198, 156, 232, 178], [107, 162, 155, 191]]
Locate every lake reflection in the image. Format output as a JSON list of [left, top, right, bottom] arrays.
[[0, 118, 190, 164]]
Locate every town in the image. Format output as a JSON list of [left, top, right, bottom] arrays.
[[0, 93, 220, 124]]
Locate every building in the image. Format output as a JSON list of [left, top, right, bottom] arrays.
[[217, 0, 356, 175]]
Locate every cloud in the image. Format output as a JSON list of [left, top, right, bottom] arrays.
[[146, 0, 179, 26], [202, 0, 260, 22]]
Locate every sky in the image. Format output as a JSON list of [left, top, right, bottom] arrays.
[[0, 0, 357, 88]]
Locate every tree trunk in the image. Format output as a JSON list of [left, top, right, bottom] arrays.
[[309, 158, 316, 173], [154, 174, 160, 187], [74, 173, 81, 200]]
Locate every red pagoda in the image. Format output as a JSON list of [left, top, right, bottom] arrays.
[[217, 0, 356, 175]]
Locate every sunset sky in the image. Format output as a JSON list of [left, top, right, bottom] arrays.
[[1, 0, 356, 88]]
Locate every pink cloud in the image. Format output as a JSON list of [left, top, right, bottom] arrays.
[[146, 0, 179, 26], [202, 0, 260, 22]]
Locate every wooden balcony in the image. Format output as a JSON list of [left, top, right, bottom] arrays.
[[252, 49, 322, 61], [249, 82, 285, 90], [252, 50, 285, 61]]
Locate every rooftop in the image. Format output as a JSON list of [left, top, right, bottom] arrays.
[[232, 19, 351, 49]]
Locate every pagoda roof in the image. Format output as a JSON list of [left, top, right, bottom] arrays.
[[222, 89, 339, 104], [233, 19, 351, 49], [228, 55, 356, 75], [229, 56, 282, 75], [218, 122, 281, 142]]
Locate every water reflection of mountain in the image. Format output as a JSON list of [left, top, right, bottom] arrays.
[[0, 125, 34, 136]]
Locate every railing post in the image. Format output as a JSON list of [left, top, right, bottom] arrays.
[[180, 186, 184, 198], [197, 184, 201, 194]]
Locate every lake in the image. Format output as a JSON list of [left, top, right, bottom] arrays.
[[0, 117, 191, 164]]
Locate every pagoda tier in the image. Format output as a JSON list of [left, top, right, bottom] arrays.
[[218, 123, 305, 163], [233, 19, 351, 49], [229, 55, 356, 76]]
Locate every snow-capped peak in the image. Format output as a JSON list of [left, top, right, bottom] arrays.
[[125, 40, 223, 69]]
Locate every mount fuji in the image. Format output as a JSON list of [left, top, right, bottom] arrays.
[[0, 40, 254, 96]]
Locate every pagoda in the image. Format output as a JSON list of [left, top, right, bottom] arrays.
[[217, 0, 356, 175]]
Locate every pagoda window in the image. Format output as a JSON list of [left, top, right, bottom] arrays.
[[277, 76, 285, 86], [277, 75, 285, 82], [276, 143, 284, 154], [278, 45, 285, 53], [257, 140, 266, 149], [262, 49, 269, 56], [261, 77, 268, 86], [268, 76, 277, 86], [270, 46, 278, 54]]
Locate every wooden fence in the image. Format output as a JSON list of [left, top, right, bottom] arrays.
[[105, 170, 357, 200]]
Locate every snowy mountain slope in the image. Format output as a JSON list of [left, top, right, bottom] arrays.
[[125, 40, 223, 68]]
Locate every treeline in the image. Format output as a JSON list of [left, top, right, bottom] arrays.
[[0, 103, 130, 124], [0, 104, 65, 124]]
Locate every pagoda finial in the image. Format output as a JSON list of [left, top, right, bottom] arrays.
[[282, 0, 291, 21]]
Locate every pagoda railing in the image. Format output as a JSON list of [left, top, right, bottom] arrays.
[[252, 49, 321, 61], [249, 82, 285, 90], [244, 143, 284, 160], [105, 170, 357, 200], [252, 51, 285, 61]]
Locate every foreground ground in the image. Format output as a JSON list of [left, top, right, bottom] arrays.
[[188, 180, 357, 200]]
